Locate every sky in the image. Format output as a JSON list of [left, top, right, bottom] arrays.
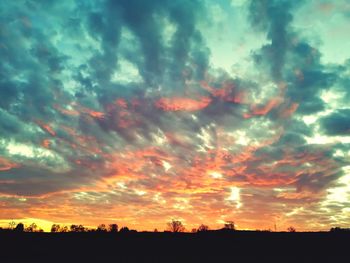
[[0, 0, 350, 232]]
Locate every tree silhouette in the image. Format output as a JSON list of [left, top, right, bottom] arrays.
[[197, 224, 209, 232], [97, 224, 107, 232], [119, 226, 130, 233], [108, 224, 118, 232], [51, 224, 61, 233], [70, 224, 85, 232], [14, 223, 24, 232], [224, 221, 235, 231], [61, 226, 68, 232], [25, 223, 37, 232], [167, 220, 185, 233], [330, 227, 350, 232], [287, 226, 296, 232]]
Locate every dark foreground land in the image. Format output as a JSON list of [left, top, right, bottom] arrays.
[[0, 231, 349, 263]]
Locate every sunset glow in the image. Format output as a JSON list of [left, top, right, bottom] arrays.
[[1, 0, 350, 232]]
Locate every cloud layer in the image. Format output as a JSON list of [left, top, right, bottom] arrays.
[[0, 0, 350, 231]]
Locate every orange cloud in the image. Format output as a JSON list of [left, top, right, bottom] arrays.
[[41, 139, 51, 148], [279, 103, 299, 118], [244, 97, 283, 118], [60, 125, 103, 155], [252, 98, 283, 115], [201, 81, 245, 103], [54, 104, 80, 116], [55, 103, 105, 119], [115, 98, 128, 108], [0, 157, 20, 171], [36, 120, 56, 136], [80, 107, 105, 119], [155, 96, 211, 111]]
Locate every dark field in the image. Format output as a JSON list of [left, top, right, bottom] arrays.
[[0, 231, 349, 263]]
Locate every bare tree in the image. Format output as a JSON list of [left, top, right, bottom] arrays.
[[9, 221, 16, 230], [287, 226, 296, 232], [167, 220, 185, 233], [224, 221, 235, 231]]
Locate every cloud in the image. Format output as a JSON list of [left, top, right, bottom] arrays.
[[0, 0, 349, 231], [155, 97, 212, 111], [320, 109, 350, 136]]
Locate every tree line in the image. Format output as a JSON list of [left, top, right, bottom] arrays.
[[1, 220, 235, 233], [6, 219, 346, 233]]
